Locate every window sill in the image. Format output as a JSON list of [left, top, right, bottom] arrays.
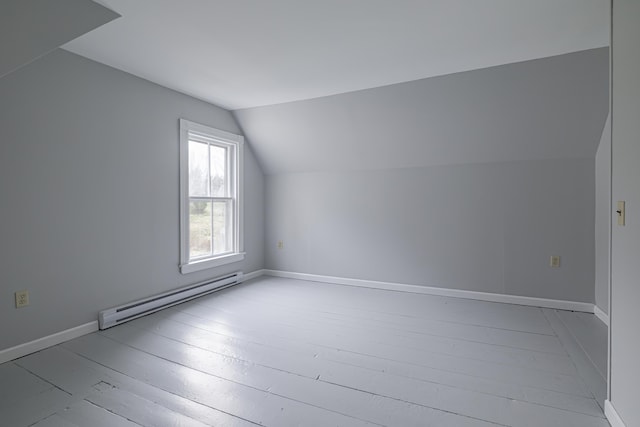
[[180, 252, 245, 274]]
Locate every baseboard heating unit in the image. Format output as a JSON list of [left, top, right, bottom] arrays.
[[98, 271, 243, 329]]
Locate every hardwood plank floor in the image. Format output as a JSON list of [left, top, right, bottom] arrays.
[[542, 308, 608, 410], [555, 310, 608, 380], [0, 277, 609, 426]]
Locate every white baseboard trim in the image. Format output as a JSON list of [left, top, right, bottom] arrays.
[[0, 321, 98, 365], [594, 305, 610, 326], [605, 400, 627, 427], [243, 269, 265, 282], [263, 270, 595, 313]]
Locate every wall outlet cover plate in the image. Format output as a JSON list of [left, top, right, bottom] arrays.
[[15, 290, 29, 308]]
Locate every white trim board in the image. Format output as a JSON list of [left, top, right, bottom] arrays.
[[263, 270, 595, 313], [594, 305, 610, 326], [605, 400, 627, 427], [0, 321, 98, 365]]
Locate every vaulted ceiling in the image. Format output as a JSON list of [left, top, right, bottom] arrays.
[[2, 0, 610, 175], [234, 48, 609, 174], [62, 0, 609, 110]]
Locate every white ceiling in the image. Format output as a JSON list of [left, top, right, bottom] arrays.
[[63, 0, 609, 110]]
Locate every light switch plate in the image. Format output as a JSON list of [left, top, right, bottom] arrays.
[[617, 201, 626, 226], [550, 256, 561, 268]]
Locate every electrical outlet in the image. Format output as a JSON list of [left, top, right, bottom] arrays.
[[15, 290, 29, 308], [550, 256, 561, 268], [277, 241, 284, 249]]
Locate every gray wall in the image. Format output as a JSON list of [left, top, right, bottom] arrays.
[[266, 157, 595, 303], [256, 48, 608, 305], [0, 49, 265, 350], [610, 0, 640, 425], [594, 115, 611, 315]]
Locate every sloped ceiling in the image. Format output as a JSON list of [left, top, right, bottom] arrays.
[[234, 48, 609, 174], [53, 1, 609, 174], [62, 0, 609, 110], [0, 0, 119, 79]]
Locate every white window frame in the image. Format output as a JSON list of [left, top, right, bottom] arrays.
[[179, 119, 244, 274]]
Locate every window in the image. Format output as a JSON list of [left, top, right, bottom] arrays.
[[179, 119, 244, 274]]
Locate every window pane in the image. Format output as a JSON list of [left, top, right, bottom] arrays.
[[210, 145, 227, 197], [189, 140, 209, 197], [213, 200, 232, 255], [189, 200, 212, 259]]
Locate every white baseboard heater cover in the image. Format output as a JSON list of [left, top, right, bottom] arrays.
[[98, 271, 243, 330]]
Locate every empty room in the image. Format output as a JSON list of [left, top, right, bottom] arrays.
[[1, 1, 639, 426]]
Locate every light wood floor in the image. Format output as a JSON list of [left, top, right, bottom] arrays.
[[1, 276, 609, 426]]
